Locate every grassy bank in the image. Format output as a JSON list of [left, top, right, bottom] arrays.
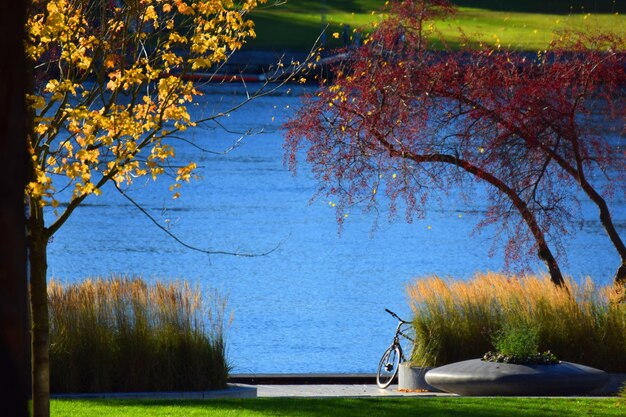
[[246, 0, 625, 51], [49, 277, 230, 393], [51, 397, 626, 417], [407, 273, 626, 372], [453, 1, 625, 14]]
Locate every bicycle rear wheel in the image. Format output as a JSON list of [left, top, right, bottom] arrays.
[[376, 345, 401, 388]]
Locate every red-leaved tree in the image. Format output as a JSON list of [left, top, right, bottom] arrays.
[[285, 0, 626, 286]]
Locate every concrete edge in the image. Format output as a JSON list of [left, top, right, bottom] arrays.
[[228, 374, 377, 385], [51, 384, 257, 400]]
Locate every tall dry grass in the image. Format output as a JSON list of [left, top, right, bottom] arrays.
[[48, 276, 230, 393], [407, 272, 626, 372]]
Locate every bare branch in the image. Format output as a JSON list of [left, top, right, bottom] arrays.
[[114, 183, 283, 258]]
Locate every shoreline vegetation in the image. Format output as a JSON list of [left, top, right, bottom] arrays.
[[48, 277, 230, 394], [245, 1, 625, 52], [407, 273, 626, 372]]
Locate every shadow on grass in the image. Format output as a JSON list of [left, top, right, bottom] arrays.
[[246, 12, 352, 51], [246, 13, 466, 52], [453, 0, 626, 14], [261, 1, 384, 14]]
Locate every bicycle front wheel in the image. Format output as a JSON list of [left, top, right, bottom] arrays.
[[376, 345, 402, 388]]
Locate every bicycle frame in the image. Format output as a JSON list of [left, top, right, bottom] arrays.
[[388, 308, 415, 353], [390, 321, 410, 362], [376, 309, 415, 388]]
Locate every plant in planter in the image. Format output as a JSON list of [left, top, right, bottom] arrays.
[[483, 323, 559, 365], [424, 322, 610, 396]]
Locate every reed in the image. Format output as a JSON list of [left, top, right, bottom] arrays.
[[406, 273, 626, 372], [48, 276, 230, 393]]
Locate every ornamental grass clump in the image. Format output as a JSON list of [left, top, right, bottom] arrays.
[[48, 276, 230, 393], [407, 273, 626, 372]]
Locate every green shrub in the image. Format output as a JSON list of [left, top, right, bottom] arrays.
[[407, 273, 626, 371], [49, 276, 230, 393], [493, 322, 540, 358], [482, 322, 559, 365]]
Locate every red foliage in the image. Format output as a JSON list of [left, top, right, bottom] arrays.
[[285, 0, 626, 284]]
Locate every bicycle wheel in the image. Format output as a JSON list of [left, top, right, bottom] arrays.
[[376, 345, 401, 388]]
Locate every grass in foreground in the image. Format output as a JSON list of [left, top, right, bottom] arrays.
[[52, 397, 625, 417], [246, 0, 625, 51]]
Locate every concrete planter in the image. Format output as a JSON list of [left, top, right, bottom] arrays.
[[594, 373, 626, 395], [398, 363, 442, 392], [424, 359, 610, 396]]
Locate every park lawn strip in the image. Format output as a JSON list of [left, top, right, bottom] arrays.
[[52, 397, 625, 417], [434, 8, 626, 50], [246, 2, 624, 51]]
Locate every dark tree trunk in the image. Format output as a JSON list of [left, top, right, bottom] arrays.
[[552, 137, 626, 286], [0, 0, 30, 413], [581, 183, 626, 286], [374, 132, 567, 287], [459, 97, 623, 286], [615, 263, 626, 287], [396, 149, 566, 287], [456, 162, 566, 288], [28, 204, 50, 417], [525, 131, 626, 286]]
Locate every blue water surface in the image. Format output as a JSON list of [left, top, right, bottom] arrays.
[[46, 83, 626, 374]]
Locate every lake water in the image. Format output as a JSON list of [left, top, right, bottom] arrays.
[[47, 83, 625, 374]]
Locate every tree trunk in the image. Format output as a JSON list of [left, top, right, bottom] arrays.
[[394, 149, 567, 287], [615, 263, 626, 288], [529, 134, 626, 285], [0, 0, 30, 412], [537, 246, 565, 288], [28, 204, 50, 417], [583, 185, 626, 286], [458, 98, 622, 286]]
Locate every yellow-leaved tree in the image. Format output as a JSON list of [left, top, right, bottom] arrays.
[[24, 0, 297, 416]]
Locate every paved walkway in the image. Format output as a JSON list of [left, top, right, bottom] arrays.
[[229, 374, 454, 398], [255, 384, 454, 398], [51, 384, 453, 400]]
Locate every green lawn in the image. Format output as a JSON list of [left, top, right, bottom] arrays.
[[246, 0, 625, 51], [52, 397, 625, 417], [433, 8, 626, 50]]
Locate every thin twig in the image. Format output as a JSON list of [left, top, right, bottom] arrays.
[[115, 183, 283, 257]]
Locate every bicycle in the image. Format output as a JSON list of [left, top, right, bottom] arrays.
[[376, 308, 415, 388]]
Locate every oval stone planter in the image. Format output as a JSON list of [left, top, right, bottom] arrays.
[[425, 359, 609, 396], [398, 363, 442, 392]]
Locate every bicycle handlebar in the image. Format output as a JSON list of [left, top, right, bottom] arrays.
[[385, 308, 403, 322]]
